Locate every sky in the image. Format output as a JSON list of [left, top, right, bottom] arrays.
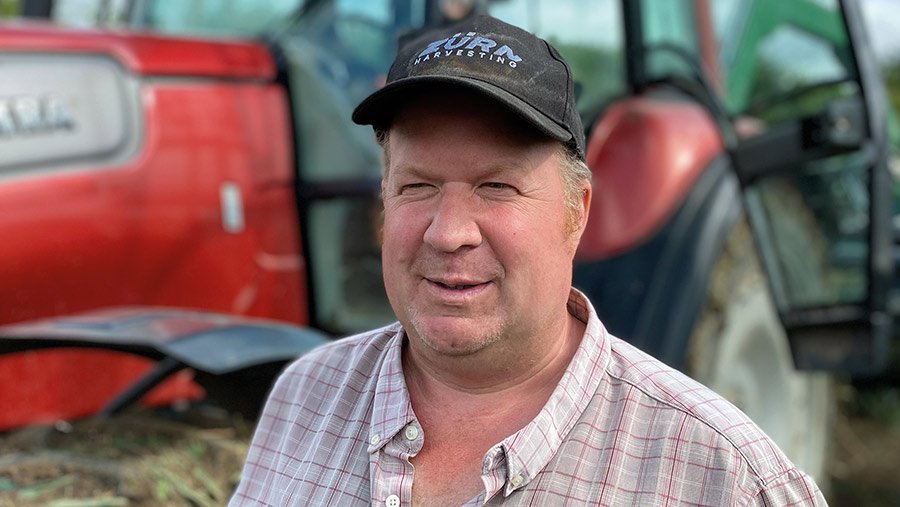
[[862, 0, 900, 62]]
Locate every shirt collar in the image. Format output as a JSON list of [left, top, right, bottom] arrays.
[[497, 288, 611, 497], [368, 323, 416, 454]]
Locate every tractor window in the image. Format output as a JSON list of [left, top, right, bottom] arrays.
[[137, 0, 303, 37], [717, 0, 870, 311], [736, 23, 855, 127], [727, 0, 871, 311], [487, 0, 625, 122], [641, 0, 856, 120], [638, 0, 876, 313], [277, 0, 421, 334], [51, 0, 305, 37], [285, 0, 401, 109], [745, 154, 870, 309]]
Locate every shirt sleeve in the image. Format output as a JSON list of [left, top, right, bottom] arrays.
[[746, 468, 828, 507]]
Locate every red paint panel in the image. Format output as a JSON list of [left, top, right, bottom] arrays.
[[0, 350, 202, 427], [0, 73, 304, 429], [577, 96, 724, 260], [0, 22, 274, 79], [0, 82, 304, 325]]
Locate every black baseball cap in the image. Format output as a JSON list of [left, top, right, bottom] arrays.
[[352, 15, 585, 160]]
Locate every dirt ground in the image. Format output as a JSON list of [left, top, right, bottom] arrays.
[[829, 385, 900, 507], [1, 386, 899, 506], [0, 405, 251, 507]]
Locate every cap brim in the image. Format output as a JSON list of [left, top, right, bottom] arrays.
[[352, 75, 572, 144]]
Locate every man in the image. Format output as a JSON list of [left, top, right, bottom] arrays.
[[231, 15, 826, 506]]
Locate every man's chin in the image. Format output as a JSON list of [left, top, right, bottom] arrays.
[[408, 316, 503, 358]]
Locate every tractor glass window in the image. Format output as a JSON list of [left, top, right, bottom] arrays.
[[639, 0, 874, 312], [745, 155, 870, 309], [277, 0, 422, 334], [487, 0, 625, 121], [51, 0, 305, 37], [639, 0, 855, 119], [727, 0, 870, 311], [139, 0, 303, 37], [716, 1, 853, 118]]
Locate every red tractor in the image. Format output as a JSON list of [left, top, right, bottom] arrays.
[[1, 0, 895, 486]]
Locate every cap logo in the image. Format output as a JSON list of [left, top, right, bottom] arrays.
[[414, 32, 522, 68]]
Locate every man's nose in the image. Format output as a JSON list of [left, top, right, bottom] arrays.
[[423, 187, 483, 252]]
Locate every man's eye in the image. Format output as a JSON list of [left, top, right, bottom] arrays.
[[481, 182, 516, 193], [400, 183, 433, 193]]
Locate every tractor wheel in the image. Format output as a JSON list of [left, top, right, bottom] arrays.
[[685, 219, 833, 489]]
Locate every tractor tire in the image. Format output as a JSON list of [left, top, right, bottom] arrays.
[[685, 219, 833, 489]]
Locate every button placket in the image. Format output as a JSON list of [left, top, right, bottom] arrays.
[[369, 430, 414, 507]]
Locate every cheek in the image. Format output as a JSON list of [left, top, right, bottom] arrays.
[[485, 209, 572, 276], [381, 214, 411, 300], [485, 204, 568, 247], [381, 207, 425, 262], [478, 215, 537, 273]]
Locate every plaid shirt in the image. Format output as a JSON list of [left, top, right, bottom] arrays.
[[231, 290, 826, 506]]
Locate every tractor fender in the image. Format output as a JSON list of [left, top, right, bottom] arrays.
[[0, 307, 331, 427], [574, 156, 744, 369], [577, 95, 724, 259], [574, 92, 744, 368]]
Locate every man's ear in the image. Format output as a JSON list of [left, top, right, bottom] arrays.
[[575, 180, 592, 239], [581, 181, 592, 227], [567, 179, 592, 249]]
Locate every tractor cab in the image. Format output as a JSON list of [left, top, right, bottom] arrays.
[[30, 0, 895, 365]]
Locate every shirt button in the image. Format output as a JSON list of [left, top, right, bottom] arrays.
[[404, 425, 419, 441], [385, 494, 401, 507], [510, 475, 524, 488], [370, 434, 381, 445]]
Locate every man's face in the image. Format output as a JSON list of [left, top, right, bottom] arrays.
[[381, 95, 587, 357]]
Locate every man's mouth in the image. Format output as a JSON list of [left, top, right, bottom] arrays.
[[437, 282, 477, 290], [422, 276, 493, 303], [427, 278, 489, 291]]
